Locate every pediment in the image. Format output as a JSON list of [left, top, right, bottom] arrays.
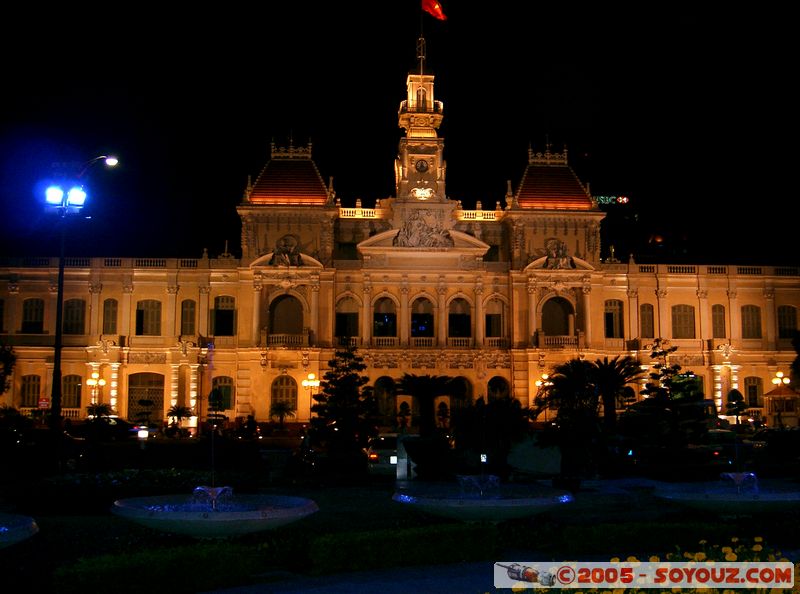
[[357, 229, 490, 270], [524, 255, 594, 271], [250, 251, 324, 268]]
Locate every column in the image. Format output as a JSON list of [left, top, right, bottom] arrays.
[[627, 288, 639, 340], [728, 290, 741, 344], [764, 288, 776, 350], [166, 284, 178, 340], [656, 289, 669, 339], [711, 364, 725, 413], [474, 281, 484, 346], [109, 363, 121, 413], [527, 280, 537, 347], [89, 282, 102, 337], [121, 283, 133, 341], [399, 283, 409, 346], [170, 364, 180, 408], [310, 277, 320, 346], [582, 286, 592, 348], [437, 281, 447, 347], [189, 363, 199, 428], [697, 289, 710, 341], [252, 283, 262, 346], [198, 285, 210, 337], [361, 284, 372, 347]]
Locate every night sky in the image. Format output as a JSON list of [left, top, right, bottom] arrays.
[[0, 3, 793, 264]]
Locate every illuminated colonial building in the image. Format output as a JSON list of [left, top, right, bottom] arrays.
[[1, 45, 798, 430]]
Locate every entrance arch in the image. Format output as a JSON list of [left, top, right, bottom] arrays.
[[541, 296, 575, 336]]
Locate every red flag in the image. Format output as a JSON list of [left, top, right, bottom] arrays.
[[422, 0, 447, 20]]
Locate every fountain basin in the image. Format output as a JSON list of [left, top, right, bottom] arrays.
[[0, 513, 39, 549], [111, 493, 319, 538], [393, 477, 574, 522], [653, 477, 800, 515]]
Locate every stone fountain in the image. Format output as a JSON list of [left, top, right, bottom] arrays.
[[653, 471, 800, 516], [0, 512, 39, 548], [112, 485, 318, 538], [392, 474, 574, 522]]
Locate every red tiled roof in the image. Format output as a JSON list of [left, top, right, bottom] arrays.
[[515, 152, 594, 210], [247, 158, 328, 206]]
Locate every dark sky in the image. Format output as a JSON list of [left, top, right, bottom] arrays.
[[0, 3, 793, 264]]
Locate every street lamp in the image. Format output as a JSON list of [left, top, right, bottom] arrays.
[[302, 372, 320, 394], [771, 371, 790, 388], [534, 373, 554, 423], [86, 372, 106, 405], [46, 155, 118, 428]]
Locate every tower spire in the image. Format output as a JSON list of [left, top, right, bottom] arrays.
[[416, 35, 426, 75]]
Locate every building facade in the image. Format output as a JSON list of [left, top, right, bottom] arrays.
[[1, 53, 798, 430]]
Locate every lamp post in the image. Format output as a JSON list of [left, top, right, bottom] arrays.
[[86, 372, 106, 405], [534, 373, 553, 423], [46, 155, 118, 428]]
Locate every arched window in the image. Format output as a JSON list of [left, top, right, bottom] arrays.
[[411, 297, 434, 337], [741, 305, 762, 339], [448, 298, 471, 338], [777, 305, 797, 339], [102, 298, 118, 335], [181, 299, 196, 336], [211, 376, 234, 410], [743, 376, 763, 408], [22, 298, 44, 334], [640, 303, 655, 338], [604, 300, 624, 338], [271, 375, 297, 411], [487, 376, 510, 401], [269, 295, 304, 335], [212, 296, 236, 336], [63, 374, 82, 409], [373, 297, 397, 337], [671, 304, 696, 339], [21, 375, 41, 408], [335, 297, 360, 342], [484, 298, 505, 338], [63, 299, 86, 335], [712, 304, 726, 339], [136, 300, 162, 336], [374, 376, 397, 422], [541, 297, 573, 336]]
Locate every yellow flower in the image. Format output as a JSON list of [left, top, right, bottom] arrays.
[[694, 552, 707, 561], [610, 557, 620, 563], [627, 556, 639, 563], [752, 544, 763, 552], [731, 537, 739, 542], [721, 546, 733, 553], [649, 555, 660, 562], [699, 539, 707, 545], [754, 536, 763, 542], [725, 552, 737, 561], [768, 554, 776, 561], [684, 552, 694, 559]]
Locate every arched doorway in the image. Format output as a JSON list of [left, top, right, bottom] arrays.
[[269, 295, 303, 334], [487, 376, 510, 401], [128, 372, 165, 424]]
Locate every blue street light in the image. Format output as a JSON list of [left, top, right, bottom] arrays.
[[47, 154, 118, 429]]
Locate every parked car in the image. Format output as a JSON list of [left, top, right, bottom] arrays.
[[364, 433, 398, 476], [67, 416, 141, 441]]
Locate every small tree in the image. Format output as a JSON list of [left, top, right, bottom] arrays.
[[269, 401, 297, 429], [641, 338, 681, 402], [86, 402, 114, 418], [593, 355, 644, 432], [167, 404, 193, 427], [0, 342, 16, 395], [726, 389, 747, 425], [310, 345, 375, 450], [396, 373, 452, 438]]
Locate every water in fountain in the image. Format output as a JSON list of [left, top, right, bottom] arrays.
[[720, 471, 759, 495], [457, 474, 501, 499]]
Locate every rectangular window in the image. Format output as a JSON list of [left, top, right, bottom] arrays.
[[640, 304, 655, 338], [22, 299, 44, 334], [741, 305, 762, 339], [210, 377, 233, 410], [411, 313, 434, 337], [712, 304, 726, 339], [604, 300, 624, 339], [373, 313, 397, 337], [103, 299, 118, 335], [181, 300, 196, 336], [335, 312, 359, 338], [485, 314, 502, 337], [448, 313, 471, 337], [212, 296, 235, 336], [21, 375, 41, 408], [62, 375, 82, 409], [63, 299, 86, 335], [777, 306, 797, 339], [136, 300, 162, 336], [671, 305, 696, 339]]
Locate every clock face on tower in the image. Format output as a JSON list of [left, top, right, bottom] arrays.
[[415, 159, 429, 173]]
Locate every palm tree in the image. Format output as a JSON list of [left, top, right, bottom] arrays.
[[396, 373, 452, 438], [269, 401, 297, 430], [86, 402, 113, 418], [592, 355, 644, 432], [167, 404, 193, 427]]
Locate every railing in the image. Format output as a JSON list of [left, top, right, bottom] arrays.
[[372, 337, 398, 348], [737, 266, 762, 275], [266, 333, 308, 348], [707, 266, 728, 274], [398, 100, 444, 115], [458, 210, 499, 221], [135, 258, 167, 268], [447, 337, 472, 348], [540, 335, 578, 348], [339, 208, 380, 219], [666, 265, 696, 274], [20, 407, 81, 419], [411, 337, 436, 348], [485, 337, 509, 348], [335, 337, 361, 347]]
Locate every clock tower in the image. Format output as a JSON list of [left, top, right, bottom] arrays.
[[395, 36, 446, 204]]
